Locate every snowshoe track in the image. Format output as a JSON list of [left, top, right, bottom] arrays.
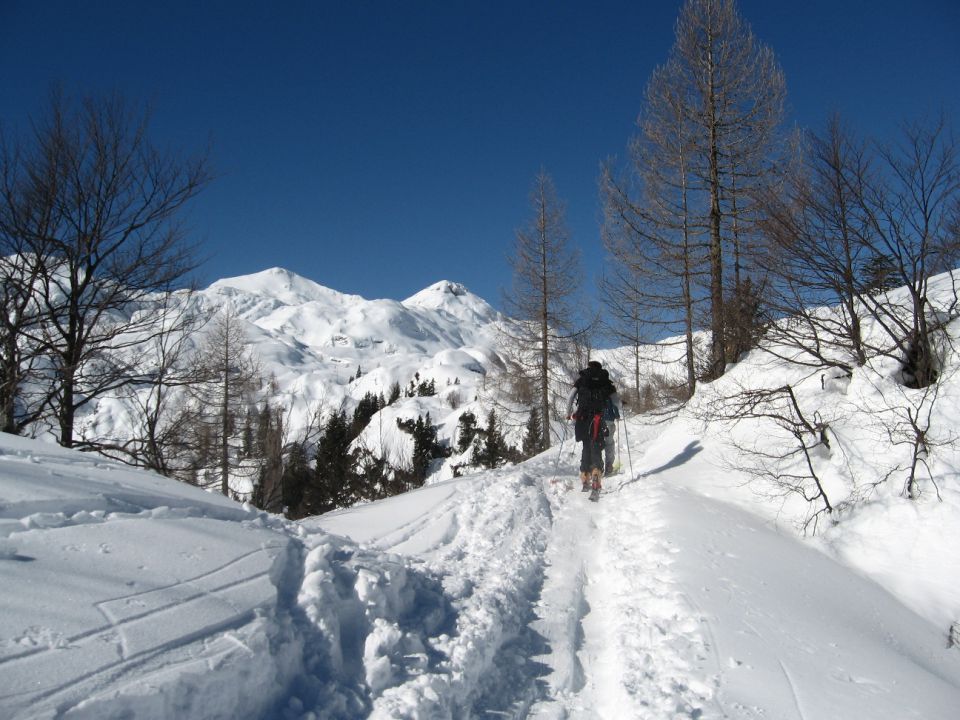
[[525, 462, 717, 718]]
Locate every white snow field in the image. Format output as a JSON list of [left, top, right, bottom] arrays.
[[3, 268, 960, 718], [2, 411, 959, 719]]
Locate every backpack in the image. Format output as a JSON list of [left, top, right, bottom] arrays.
[[576, 372, 610, 417]]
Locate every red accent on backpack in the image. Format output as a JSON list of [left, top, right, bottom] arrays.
[[590, 414, 602, 440]]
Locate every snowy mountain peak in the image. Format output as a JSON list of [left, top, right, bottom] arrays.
[[207, 267, 363, 307], [403, 280, 500, 325], [423, 280, 468, 297], [145, 268, 507, 458], [404, 280, 469, 305]]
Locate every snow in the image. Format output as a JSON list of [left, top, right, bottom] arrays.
[[3, 268, 960, 718], [77, 272, 506, 481], [4, 421, 959, 718]]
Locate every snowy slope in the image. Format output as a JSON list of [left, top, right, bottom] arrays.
[[81, 269, 506, 477], [3, 411, 959, 718], [0, 432, 464, 719], [4, 267, 960, 718]]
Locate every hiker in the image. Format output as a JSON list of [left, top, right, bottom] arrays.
[[566, 360, 620, 494]]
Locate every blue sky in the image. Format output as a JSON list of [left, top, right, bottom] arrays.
[[2, 0, 958, 308]]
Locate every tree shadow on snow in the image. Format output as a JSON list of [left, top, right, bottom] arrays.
[[618, 440, 703, 489]]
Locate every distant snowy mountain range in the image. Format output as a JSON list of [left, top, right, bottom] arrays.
[[83, 268, 531, 485]]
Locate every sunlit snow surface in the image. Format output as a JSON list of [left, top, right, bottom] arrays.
[[2, 420, 959, 718], [2, 269, 960, 718]]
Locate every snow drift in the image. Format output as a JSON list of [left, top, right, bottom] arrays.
[[3, 267, 960, 718]]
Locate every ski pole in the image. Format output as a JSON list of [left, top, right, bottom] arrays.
[[621, 412, 636, 480], [615, 418, 625, 475], [613, 418, 623, 473], [550, 421, 568, 485]]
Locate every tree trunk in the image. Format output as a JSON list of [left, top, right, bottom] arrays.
[[59, 366, 75, 448], [707, 38, 726, 379], [220, 369, 230, 496], [540, 215, 551, 449], [1, 333, 18, 433]]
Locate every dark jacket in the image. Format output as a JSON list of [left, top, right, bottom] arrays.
[[567, 365, 618, 441]]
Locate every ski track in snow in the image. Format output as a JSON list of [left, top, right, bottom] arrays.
[[5, 415, 960, 719], [0, 513, 295, 720], [583, 480, 717, 718], [319, 419, 726, 719], [525, 427, 718, 720]]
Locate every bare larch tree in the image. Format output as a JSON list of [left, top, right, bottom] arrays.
[[602, 56, 707, 400], [502, 170, 584, 449], [188, 306, 262, 496], [602, 0, 785, 393], [672, 0, 786, 377]]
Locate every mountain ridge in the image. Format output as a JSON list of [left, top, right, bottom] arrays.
[[85, 266, 514, 489]]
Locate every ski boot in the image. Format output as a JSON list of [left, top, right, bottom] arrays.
[[580, 471, 591, 492], [589, 468, 602, 502]]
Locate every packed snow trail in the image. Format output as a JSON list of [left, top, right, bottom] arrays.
[[526, 424, 718, 719], [526, 419, 960, 720], [319, 420, 725, 718], [6, 424, 960, 719], [317, 465, 556, 718], [319, 417, 960, 719]]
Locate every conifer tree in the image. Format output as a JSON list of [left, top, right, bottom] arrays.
[[355, 447, 392, 500], [281, 440, 313, 518], [411, 413, 438, 486], [522, 407, 544, 459], [456, 411, 479, 454], [416, 377, 436, 397], [351, 391, 383, 437], [862, 254, 898, 293], [388, 381, 402, 405], [475, 409, 507, 469], [307, 410, 354, 513]]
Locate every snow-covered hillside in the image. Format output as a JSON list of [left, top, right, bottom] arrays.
[[204, 269, 502, 414], [3, 393, 959, 718], [81, 269, 511, 485], [4, 267, 960, 718]]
